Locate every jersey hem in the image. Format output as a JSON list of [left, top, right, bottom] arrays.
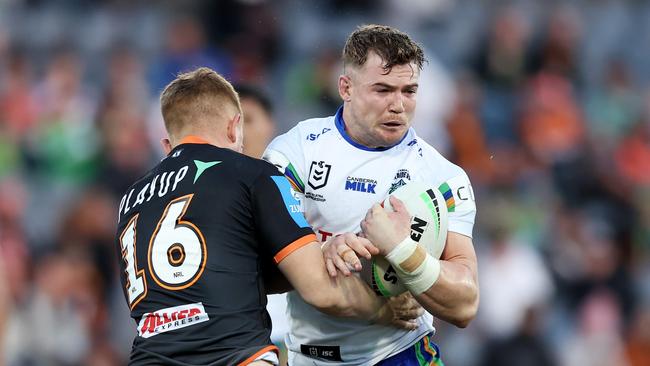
[[447, 222, 474, 239], [237, 345, 279, 366]]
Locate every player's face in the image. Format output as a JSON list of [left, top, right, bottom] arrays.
[[342, 52, 419, 148], [241, 98, 275, 158]]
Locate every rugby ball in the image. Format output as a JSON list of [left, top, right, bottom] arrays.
[[360, 182, 448, 297]]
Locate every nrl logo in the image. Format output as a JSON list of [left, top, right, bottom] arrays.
[[308, 161, 331, 190]]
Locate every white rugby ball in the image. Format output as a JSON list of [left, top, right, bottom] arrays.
[[360, 182, 448, 297]]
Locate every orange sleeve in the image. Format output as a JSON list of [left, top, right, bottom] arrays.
[[273, 233, 317, 264]]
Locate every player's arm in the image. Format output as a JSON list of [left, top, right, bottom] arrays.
[[251, 167, 401, 325], [276, 239, 395, 322], [361, 197, 479, 328], [414, 232, 478, 327]]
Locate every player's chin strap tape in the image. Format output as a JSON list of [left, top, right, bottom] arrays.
[[385, 237, 440, 295]]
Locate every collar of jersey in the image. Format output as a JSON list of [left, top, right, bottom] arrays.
[[179, 135, 211, 145], [334, 105, 409, 152]]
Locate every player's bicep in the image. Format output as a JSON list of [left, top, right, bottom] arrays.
[[276, 242, 330, 300], [441, 232, 477, 274], [263, 148, 306, 195]]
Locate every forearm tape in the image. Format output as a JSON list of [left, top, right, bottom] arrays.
[[385, 237, 440, 294]]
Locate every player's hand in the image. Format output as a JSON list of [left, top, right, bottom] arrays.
[[360, 196, 411, 255], [387, 292, 424, 330], [321, 233, 379, 277], [371, 293, 422, 330]]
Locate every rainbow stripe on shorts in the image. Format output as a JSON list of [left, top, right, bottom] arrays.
[[374, 333, 444, 366]]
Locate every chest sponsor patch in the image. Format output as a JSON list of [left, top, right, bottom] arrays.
[[137, 302, 209, 338], [345, 176, 377, 194]]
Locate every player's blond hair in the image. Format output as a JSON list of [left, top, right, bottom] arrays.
[[160, 67, 242, 138], [342, 24, 425, 73]]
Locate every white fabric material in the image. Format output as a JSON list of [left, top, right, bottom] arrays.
[[263, 112, 476, 365], [255, 351, 280, 365], [267, 294, 290, 344]]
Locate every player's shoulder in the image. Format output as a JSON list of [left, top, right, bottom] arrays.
[[217, 147, 279, 178], [159, 144, 278, 188], [410, 130, 468, 178], [122, 164, 159, 198], [268, 115, 336, 149]]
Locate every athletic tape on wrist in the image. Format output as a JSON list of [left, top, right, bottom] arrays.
[[385, 237, 441, 294]]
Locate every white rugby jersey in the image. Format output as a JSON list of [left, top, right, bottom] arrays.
[[263, 107, 476, 365]]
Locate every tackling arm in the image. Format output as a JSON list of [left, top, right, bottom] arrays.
[[277, 240, 394, 323]]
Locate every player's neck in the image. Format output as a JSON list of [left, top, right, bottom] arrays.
[[175, 133, 232, 150], [342, 108, 376, 148]]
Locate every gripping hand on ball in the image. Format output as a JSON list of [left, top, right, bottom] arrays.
[[321, 233, 379, 277], [361, 196, 411, 255]]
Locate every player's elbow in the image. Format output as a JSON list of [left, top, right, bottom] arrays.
[[450, 290, 479, 328], [450, 305, 477, 328]]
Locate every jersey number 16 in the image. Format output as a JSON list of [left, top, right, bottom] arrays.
[[119, 194, 207, 310]]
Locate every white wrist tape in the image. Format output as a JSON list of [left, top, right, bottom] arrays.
[[385, 237, 441, 294]]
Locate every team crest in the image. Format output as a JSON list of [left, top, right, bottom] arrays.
[[308, 161, 331, 190], [389, 169, 411, 194]]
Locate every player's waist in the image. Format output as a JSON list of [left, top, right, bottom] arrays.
[[285, 311, 433, 364], [287, 325, 432, 365]]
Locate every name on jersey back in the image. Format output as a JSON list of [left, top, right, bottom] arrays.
[[118, 165, 189, 221]]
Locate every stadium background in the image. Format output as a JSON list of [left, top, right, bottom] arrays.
[[0, 0, 649, 365]]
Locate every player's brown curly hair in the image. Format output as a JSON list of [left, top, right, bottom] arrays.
[[342, 24, 426, 73]]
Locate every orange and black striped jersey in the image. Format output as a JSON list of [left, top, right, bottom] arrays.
[[115, 136, 315, 366]]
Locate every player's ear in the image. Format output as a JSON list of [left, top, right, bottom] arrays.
[[338, 74, 352, 102], [227, 113, 242, 144], [161, 138, 173, 155]]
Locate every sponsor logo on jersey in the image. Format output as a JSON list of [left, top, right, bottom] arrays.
[[308, 161, 331, 190], [456, 183, 475, 202], [306, 127, 332, 141], [406, 139, 423, 157], [137, 302, 209, 338], [439, 176, 475, 213], [193, 160, 221, 184], [389, 169, 411, 194], [317, 229, 334, 242], [300, 344, 342, 362], [305, 192, 326, 202], [344, 176, 377, 194], [271, 176, 309, 228]]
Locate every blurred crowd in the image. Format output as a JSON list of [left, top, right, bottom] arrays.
[[0, 1, 648, 365]]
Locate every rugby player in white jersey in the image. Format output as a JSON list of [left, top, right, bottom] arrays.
[[264, 25, 479, 365]]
